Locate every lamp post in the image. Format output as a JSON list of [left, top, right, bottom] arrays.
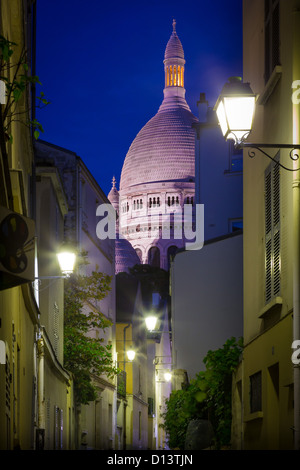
[[215, 76, 300, 449]]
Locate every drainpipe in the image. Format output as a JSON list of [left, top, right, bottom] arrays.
[[37, 334, 45, 445], [292, 5, 300, 451]]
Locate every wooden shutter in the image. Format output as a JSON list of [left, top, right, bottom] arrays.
[[265, 156, 280, 303], [264, 0, 280, 83]]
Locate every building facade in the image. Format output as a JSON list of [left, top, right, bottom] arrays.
[[0, 0, 76, 450], [35, 140, 117, 449], [231, 0, 300, 450]]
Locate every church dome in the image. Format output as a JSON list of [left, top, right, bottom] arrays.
[[120, 109, 197, 189], [120, 20, 198, 191]]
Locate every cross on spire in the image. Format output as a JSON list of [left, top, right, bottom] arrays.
[[112, 176, 116, 189], [172, 19, 176, 33]]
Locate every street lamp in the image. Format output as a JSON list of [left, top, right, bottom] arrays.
[[215, 77, 300, 448], [126, 349, 136, 362], [145, 315, 158, 332], [215, 76, 300, 171], [35, 244, 76, 281], [215, 76, 256, 144], [56, 246, 76, 276], [164, 372, 172, 382]]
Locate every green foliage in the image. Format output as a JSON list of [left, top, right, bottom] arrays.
[[64, 269, 119, 405], [162, 337, 243, 449], [0, 35, 50, 143]]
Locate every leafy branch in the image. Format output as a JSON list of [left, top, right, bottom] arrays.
[[162, 337, 243, 449], [0, 34, 50, 143], [64, 268, 119, 405]]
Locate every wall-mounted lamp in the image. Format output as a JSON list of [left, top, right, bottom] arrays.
[[56, 246, 76, 276], [35, 244, 76, 280], [214, 76, 256, 145], [126, 349, 136, 362], [164, 372, 172, 382], [214, 76, 300, 171], [145, 315, 158, 332]]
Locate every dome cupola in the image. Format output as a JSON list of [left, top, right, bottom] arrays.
[[119, 21, 197, 191], [164, 19, 185, 89]]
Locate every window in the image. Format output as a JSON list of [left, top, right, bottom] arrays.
[[148, 246, 160, 267], [167, 245, 178, 270], [265, 0, 280, 84], [135, 248, 142, 263], [139, 411, 142, 440], [229, 218, 243, 232], [229, 140, 243, 172], [250, 371, 262, 413], [265, 156, 280, 303], [54, 406, 63, 449]]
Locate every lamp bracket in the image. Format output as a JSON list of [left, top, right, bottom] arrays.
[[237, 142, 300, 172]]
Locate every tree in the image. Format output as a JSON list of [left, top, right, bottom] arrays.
[[64, 268, 119, 405], [163, 337, 243, 449]]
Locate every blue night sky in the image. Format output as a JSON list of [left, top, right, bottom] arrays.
[[35, 0, 243, 196]]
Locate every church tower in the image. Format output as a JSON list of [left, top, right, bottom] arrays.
[[109, 21, 198, 272]]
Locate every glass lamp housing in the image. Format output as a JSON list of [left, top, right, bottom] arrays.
[[215, 77, 256, 144]]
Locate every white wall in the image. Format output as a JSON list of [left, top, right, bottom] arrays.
[[171, 232, 243, 380]]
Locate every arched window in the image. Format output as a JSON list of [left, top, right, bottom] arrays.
[[168, 196, 171, 207], [186, 197, 190, 204], [176, 196, 179, 206], [149, 198, 152, 208], [148, 246, 160, 268], [157, 197, 160, 207], [135, 248, 142, 263], [140, 199, 143, 209], [167, 245, 178, 270]]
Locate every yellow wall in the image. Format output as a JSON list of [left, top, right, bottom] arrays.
[[240, 0, 299, 449]]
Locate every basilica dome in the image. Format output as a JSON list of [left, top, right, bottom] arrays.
[[120, 20, 198, 191], [114, 21, 198, 271]]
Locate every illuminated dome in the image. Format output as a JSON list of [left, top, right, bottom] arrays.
[[116, 21, 197, 271], [120, 20, 198, 191]]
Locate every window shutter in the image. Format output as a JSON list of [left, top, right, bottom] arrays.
[[53, 302, 59, 356], [273, 162, 280, 296], [264, 0, 280, 83], [264, 156, 280, 303]]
